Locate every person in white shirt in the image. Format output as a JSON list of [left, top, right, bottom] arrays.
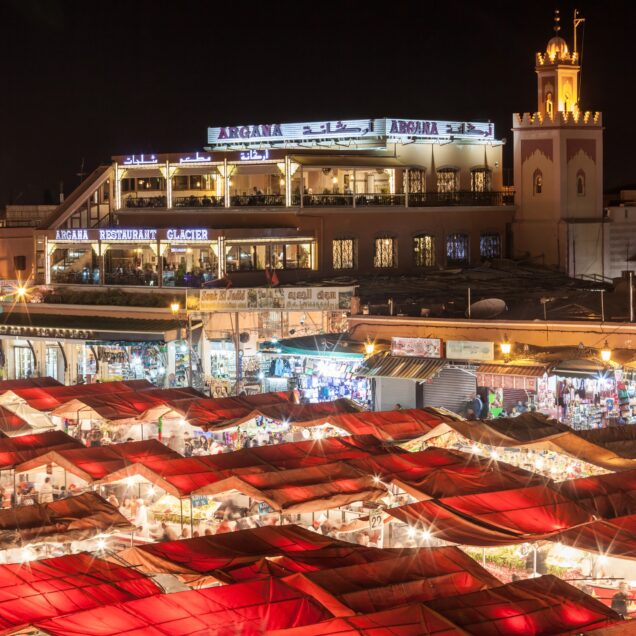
[[39, 478, 54, 504]]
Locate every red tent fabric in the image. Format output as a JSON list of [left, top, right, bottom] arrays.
[[281, 549, 500, 614], [0, 377, 62, 393], [326, 408, 457, 441], [35, 578, 331, 636], [0, 430, 83, 470], [0, 553, 160, 633], [424, 575, 621, 635], [388, 485, 594, 546], [0, 492, 133, 549], [266, 603, 466, 636], [15, 440, 182, 482], [117, 525, 381, 578], [0, 405, 34, 435]]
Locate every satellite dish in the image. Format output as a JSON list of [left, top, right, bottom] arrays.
[[467, 298, 507, 319]]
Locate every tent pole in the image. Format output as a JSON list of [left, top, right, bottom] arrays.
[[189, 496, 194, 537], [180, 498, 184, 533], [12, 470, 16, 508]]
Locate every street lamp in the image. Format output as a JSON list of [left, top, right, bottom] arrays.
[[600, 341, 612, 363], [500, 336, 512, 357], [170, 302, 180, 316], [365, 342, 375, 356]]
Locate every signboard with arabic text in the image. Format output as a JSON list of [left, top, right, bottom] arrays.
[[196, 286, 355, 312], [391, 337, 442, 358], [446, 340, 495, 361]]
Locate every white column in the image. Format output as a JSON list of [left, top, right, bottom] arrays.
[[165, 160, 173, 208], [114, 163, 122, 210]]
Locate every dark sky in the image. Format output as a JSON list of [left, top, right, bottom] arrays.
[[0, 0, 634, 204]]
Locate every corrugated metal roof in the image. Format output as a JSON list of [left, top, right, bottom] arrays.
[[356, 353, 446, 380], [476, 364, 547, 377]]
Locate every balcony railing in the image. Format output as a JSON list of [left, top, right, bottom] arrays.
[[230, 194, 285, 207], [125, 196, 167, 208], [174, 195, 225, 208], [408, 191, 514, 206], [117, 190, 514, 211]]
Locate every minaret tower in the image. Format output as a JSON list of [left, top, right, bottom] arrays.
[[512, 10, 605, 277], [535, 10, 580, 117]]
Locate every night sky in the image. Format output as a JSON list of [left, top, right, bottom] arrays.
[[1, 0, 634, 204]]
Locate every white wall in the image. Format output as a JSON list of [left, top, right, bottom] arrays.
[[375, 378, 416, 411]]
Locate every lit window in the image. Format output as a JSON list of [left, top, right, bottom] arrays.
[[284, 243, 312, 269], [480, 233, 501, 259], [533, 170, 543, 195], [374, 237, 397, 268], [577, 171, 586, 196], [413, 234, 436, 267], [332, 239, 356, 270], [471, 169, 492, 193], [436, 168, 459, 193], [446, 233, 469, 265]]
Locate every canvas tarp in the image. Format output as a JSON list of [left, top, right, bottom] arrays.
[[0, 553, 160, 634], [34, 577, 331, 636], [0, 492, 133, 548]]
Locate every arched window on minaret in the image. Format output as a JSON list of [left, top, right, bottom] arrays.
[[576, 170, 586, 196], [546, 92, 553, 117], [533, 170, 543, 195]]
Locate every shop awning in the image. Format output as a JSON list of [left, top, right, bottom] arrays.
[[356, 352, 446, 381], [261, 334, 367, 358], [0, 312, 202, 343], [476, 363, 547, 391], [551, 358, 612, 378], [0, 492, 133, 549], [0, 553, 160, 632]]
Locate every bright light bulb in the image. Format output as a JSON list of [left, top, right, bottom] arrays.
[[471, 444, 480, 454], [96, 538, 107, 550], [373, 475, 381, 484], [420, 529, 431, 541], [407, 527, 416, 539], [147, 486, 156, 496], [490, 450, 499, 460]]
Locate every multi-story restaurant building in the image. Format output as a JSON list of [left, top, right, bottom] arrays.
[[25, 116, 513, 288]]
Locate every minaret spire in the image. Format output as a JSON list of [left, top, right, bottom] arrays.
[[553, 9, 561, 35]]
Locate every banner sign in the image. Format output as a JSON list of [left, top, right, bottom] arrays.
[[208, 118, 495, 146], [197, 286, 355, 312], [446, 340, 495, 361], [391, 337, 442, 358]]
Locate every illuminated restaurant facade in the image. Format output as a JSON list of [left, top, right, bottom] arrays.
[[32, 116, 514, 288]]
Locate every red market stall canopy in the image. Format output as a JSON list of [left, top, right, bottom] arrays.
[[417, 412, 636, 471], [387, 467, 636, 557], [0, 553, 160, 633], [49, 387, 204, 422], [423, 575, 619, 635], [324, 407, 461, 441], [34, 578, 332, 636], [0, 377, 62, 393], [0, 492, 133, 549], [15, 439, 182, 482], [171, 395, 362, 431], [0, 431, 83, 470], [266, 603, 466, 636], [0, 406, 32, 436]]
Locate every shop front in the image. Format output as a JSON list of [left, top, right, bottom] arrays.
[[43, 228, 222, 288], [476, 363, 548, 416], [261, 335, 369, 404], [544, 360, 618, 429], [0, 312, 202, 387]]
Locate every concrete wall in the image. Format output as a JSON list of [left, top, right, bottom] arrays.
[[375, 377, 416, 410], [0, 228, 34, 280]]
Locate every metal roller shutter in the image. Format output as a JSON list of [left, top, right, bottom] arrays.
[[422, 367, 476, 415]]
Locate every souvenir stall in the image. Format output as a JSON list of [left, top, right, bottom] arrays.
[[263, 353, 368, 404], [476, 364, 547, 415], [546, 361, 618, 429], [84, 342, 167, 386]]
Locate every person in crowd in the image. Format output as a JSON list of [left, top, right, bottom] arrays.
[[107, 494, 120, 509], [119, 497, 133, 520], [467, 393, 483, 420], [394, 403, 403, 410], [39, 477, 54, 504], [516, 400, 528, 414], [134, 498, 149, 535], [611, 581, 631, 618]]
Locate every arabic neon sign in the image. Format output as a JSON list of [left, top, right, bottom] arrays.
[[122, 154, 159, 166], [239, 149, 270, 161], [207, 118, 496, 146]]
